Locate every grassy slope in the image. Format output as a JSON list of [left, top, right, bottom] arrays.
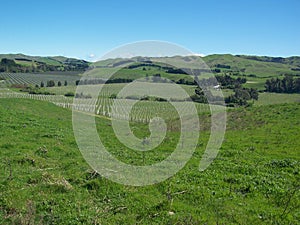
[[1, 53, 300, 78], [1, 54, 300, 91], [0, 54, 90, 70], [0, 54, 66, 66], [203, 54, 300, 77], [93, 54, 300, 79], [255, 92, 300, 105], [0, 98, 299, 224]]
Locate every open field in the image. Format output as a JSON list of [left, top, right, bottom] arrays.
[[255, 92, 300, 105], [0, 98, 299, 224]]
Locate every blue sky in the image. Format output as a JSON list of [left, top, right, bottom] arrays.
[[1, 0, 299, 60]]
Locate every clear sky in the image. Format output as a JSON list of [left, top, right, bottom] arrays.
[[1, 0, 299, 60]]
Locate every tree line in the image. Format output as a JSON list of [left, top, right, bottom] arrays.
[[265, 76, 300, 93], [75, 78, 134, 85], [225, 87, 258, 106], [40, 80, 68, 87], [72, 74, 247, 88]]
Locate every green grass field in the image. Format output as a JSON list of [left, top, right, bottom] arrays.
[[0, 98, 299, 224], [204, 54, 300, 77], [1, 54, 300, 224], [255, 93, 300, 105]]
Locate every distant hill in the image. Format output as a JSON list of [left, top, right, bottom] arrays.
[[93, 54, 300, 78], [0, 54, 90, 73], [1, 53, 300, 78], [203, 54, 300, 77]]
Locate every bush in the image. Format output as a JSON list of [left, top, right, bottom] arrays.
[[75, 92, 92, 99], [225, 87, 258, 106], [64, 92, 75, 97], [109, 94, 117, 99]]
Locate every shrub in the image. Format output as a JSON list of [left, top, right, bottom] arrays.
[[64, 92, 75, 97]]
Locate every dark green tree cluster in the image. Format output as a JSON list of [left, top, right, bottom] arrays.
[[17, 84, 55, 95], [46, 80, 56, 87], [216, 75, 246, 88], [107, 78, 134, 84], [215, 64, 231, 69], [176, 78, 195, 85], [190, 87, 224, 104], [190, 75, 246, 87], [225, 87, 258, 106], [0, 59, 24, 73], [75, 78, 134, 86], [265, 76, 300, 93], [41, 80, 67, 87], [166, 68, 187, 74]]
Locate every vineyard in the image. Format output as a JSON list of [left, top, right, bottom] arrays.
[[0, 72, 224, 123], [0, 87, 223, 123], [0, 72, 81, 86]]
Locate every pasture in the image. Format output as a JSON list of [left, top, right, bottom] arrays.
[[0, 67, 299, 224], [0, 98, 299, 224]]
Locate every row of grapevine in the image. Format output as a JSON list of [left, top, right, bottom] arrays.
[[0, 88, 224, 123], [0, 73, 81, 86], [0, 90, 73, 107]]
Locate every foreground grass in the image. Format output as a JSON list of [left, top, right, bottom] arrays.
[[0, 99, 299, 224]]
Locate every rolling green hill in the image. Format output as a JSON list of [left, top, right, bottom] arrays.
[[204, 54, 300, 77], [87, 54, 300, 91], [1, 53, 300, 93], [0, 54, 90, 73], [1, 53, 300, 78], [93, 54, 300, 78]]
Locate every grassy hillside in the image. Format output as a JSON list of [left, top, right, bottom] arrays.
[[1, 53, 299, 89], [0, 98, 299, 224], [1, 53, 300, 77], [93, 54, 300, 79], [204, 54, 300, 77], [0, 54, 90, 73]]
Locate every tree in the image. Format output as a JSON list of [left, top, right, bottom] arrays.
[[293, 78, 300, 93], [225, 87, 259, 106], [249, 88, 259, 100], [192, 87, 208, 103], [46, 80, 55, 87], [64, 80, 68, 86], [265, 76, 300, 93], [58, 81, 62, 87], [282, 75, 294, 93], [40, 81, 44, 88], [235, 88, 251, 100]]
